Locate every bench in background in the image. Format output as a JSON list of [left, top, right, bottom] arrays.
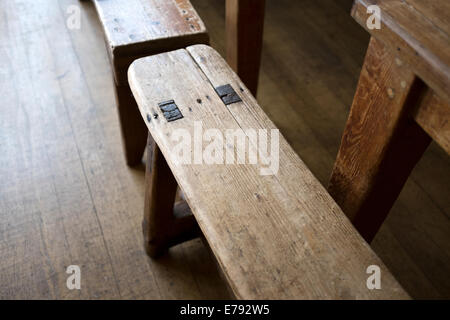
[[90, 0, 209, 165]]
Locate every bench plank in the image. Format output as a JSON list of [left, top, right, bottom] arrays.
[[128, 45, 408, 299]]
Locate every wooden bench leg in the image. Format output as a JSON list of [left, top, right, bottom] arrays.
[[328, 37, 431, 243], [226, 0, 265, 96], [115, 84, 148, 166], [143, 134, 200, 258]]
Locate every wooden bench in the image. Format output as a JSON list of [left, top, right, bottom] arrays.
[[91, 0, 209, 165], [128, 44, 409, 299], [329, 0, 450, 242]]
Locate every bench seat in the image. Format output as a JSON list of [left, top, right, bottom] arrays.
[[94, 0, 209, 85], [90, 0, 209, 166], [128, 45, 409, 299]]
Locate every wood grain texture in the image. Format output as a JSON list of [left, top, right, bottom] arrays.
[[129, 45, 408, 299], [64, 0, 226, 299], [114, 84, 149, 165], [329, 37, 432, 242], [94, 0, 209, 85], [143, 135, 200, 258], [404, 0, 450, 36], [226, 0, 265, 96], [414, 90, 450, 155], [0, 0, 229, 300], [345, 0, 450, 296], [93, 0, 209, 165], [2, 0, 448, 300], [352, 0, 450, 104]]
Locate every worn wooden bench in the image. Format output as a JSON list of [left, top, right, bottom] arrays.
[[329, 0, 450, 242], [128, 44, 409, 299], [90, 0, 209, 165]]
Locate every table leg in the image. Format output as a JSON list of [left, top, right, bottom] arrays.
[[226, 0, 265, 96], [329, 37, 431, 242]]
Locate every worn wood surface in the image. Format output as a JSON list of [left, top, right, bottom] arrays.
[[226, 0, 265, 96], [329, 37, 432, 242], [0, 0, 228, 299], [351, 1, 450, 157], [405, 0, 450, 36], [129, 45, 408, 299], [329, 0, 450, 295], [218, 0, 450, 298], [352, 0, 450, 104], [1, 0, 448, 299], [414, 90, 450, 156], [93, 0, 209, 165], [93, 0, 209, 85]]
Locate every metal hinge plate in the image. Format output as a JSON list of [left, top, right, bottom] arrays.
[[158, 100, 183, 122], [215, 84, 242, 105]]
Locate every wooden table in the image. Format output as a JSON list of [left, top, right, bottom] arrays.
[[329, 0, 450, 242]]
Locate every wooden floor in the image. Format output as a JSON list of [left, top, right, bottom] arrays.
[[0, 0, 448, 299]]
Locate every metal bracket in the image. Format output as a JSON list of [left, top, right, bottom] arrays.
[[215, 84, 242, 105], [158, 100, 183, 122]]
